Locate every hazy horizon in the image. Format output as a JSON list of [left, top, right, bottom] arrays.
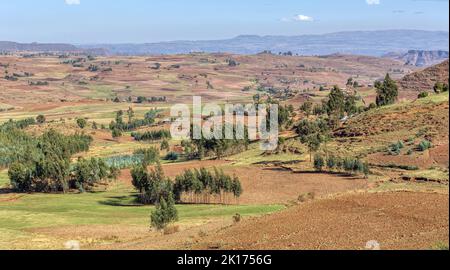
[[1, 29, 448, 46], [0, 0, 448, 44]]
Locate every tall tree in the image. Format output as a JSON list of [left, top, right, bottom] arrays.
[[375, 74, 398, 107], [326, 86, 346, 118]]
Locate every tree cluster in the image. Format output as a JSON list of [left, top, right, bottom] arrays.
[[7, 130, 100, 192], [173, 167, 243, 204], [314, 154, 370, 177]]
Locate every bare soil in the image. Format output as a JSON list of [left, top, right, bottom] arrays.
[[193, 191, 449, 250], [119, 162, 368, 205]]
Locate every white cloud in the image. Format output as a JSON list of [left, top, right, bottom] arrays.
[[294, 15, 314, 22], [366, 0, 380, 5], [65, 0, 80, 5]]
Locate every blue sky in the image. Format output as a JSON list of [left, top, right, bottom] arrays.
[[0, 0, 448, 43]]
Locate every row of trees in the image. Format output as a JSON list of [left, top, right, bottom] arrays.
[[173, 167, 243, 205], [180, 124, 251, 160], [131, 163, 243, 205], [72, 157, 120, 191], [314, 155, 370, 177], [300, 74, 399, 122], [131, 129, 171, 141], [109, 108, 158, 132]]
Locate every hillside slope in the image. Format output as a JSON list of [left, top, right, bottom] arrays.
[[193, 192, 449, 250], [399, 60, 449, 92], [334, 92, 449, 169], [384, 50, 449, 67]]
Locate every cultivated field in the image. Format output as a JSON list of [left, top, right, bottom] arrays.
[[0, 52, 448, 250]]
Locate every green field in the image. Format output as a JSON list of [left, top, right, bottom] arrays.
[[0, 180, 283, 249]]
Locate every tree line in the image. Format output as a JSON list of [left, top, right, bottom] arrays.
[[109, 108, 159, 137], [131, 163, 243, 205], [131, 129, 171, 141], [314, 154, 370, 177]]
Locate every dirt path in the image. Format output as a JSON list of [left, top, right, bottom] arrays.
[[193, 191, 449, 250]]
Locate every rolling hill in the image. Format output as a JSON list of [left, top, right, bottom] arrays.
[[399, 60, 449, 92], [384, 50, 449, 67]]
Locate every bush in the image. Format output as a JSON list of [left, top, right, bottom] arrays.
[[76, 118, 87, 129], [327, 156, 337, 170], [233, 213, 242, 223], [434, 82, 449, 93], [111, 128, 122, 138], [418, 92, 429, 99], [418, 140, 432, 152], [160, 139, 170, 151], [165, 152, 179, 161], [313, 154, 325, 171], [36, 115, 46, 124], [388, 141, 404, 156], [8, 162, 33, 192]]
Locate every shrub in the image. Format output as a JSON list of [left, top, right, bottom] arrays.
[[160, 139, 170, 151], [313, 154, 325, 171], [327, 156, 337, 170], [434, 82, 448, 94], [233, 213, 242, 223], [418, 140, 432, 152], [36, 115, 46, 124], [76, 118, 87, 129], [343, 158, 355, 172], [388, 141, 404, 156], [165, 152, 179, 161], [8, 162, 34, 192], [418, 92, 429, 99], [111, 128, 122, 138]]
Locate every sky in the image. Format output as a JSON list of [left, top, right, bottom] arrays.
[[0, 0, 448, 43]]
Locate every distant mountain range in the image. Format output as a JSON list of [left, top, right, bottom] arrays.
[[1, 30, 449, 57], [384, 50, 449, 67]]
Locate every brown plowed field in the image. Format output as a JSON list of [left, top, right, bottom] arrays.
[[193, 192, 449, 250], [119, 163, 368, 205]]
